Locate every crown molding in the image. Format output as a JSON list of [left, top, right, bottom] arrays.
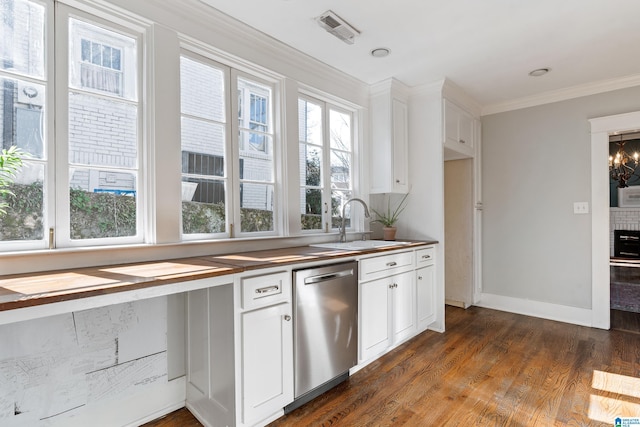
[[482, 73, 640, 116], [369, 78, 411, 100], [102, 0, 369, 107]]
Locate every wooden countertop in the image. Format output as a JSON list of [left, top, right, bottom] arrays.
[[0, 240, 436, 312]]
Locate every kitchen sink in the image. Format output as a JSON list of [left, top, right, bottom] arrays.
[[310, 240, 412, 251]]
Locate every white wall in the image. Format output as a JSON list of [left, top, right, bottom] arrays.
[[481, 86, 640, 310]]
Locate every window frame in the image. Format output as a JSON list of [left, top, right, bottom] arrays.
[[178, 44, 282, 240], [0, 0, 53, 252], [231, 69, 279, 238], [298, 93, 357, 234], [54, 4, 147, 248], [179, 51, 232, 240]]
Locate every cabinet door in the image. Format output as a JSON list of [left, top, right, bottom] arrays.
[[443, 99, 474, 158], [444, 99, 459, 146], [458, 109, 474, 149], [391, 271, 416, 343], [360, 277, 391, 361], [391, 98, 409, 193], [241, 302, 293, 425], [416, 265, 435, 331]]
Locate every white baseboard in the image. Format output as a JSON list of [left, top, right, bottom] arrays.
[[50, 376, 186, 427], [476, 293, 593, 327]]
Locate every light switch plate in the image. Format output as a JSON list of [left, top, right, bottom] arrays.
[[573, 202, 589, 214]]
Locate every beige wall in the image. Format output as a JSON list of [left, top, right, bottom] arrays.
[[444, 158, 474, 307]]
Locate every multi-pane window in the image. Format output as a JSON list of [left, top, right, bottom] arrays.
[[79, 38, 123, 95], [180, 55, 277, 237], [0, 0, 47, 245], [1, 2, 143, 250], [66, 18, 141, 243], [237, 76, 275, 234], [299, 96, 353, 232], [180, 55, 228, 236]]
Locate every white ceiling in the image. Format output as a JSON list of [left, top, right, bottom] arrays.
[[198, 0, 640, 108]]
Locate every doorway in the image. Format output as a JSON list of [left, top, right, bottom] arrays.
[[444, 158, 474, 308], [590, 111, 640, 330]]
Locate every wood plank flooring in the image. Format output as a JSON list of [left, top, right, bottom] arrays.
[[144, 306, 640, 427], [611, 309, 640, 334]]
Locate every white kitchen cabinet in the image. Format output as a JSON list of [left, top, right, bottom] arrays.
[[391, 270, 416, 342], [415, 246, 436, 332], [240, 302, 293, 425], [370, 78, 409, 194], [360, 275, 391, 359], [443, 98, 475, 159], [236, 271, 293, 427], [359, 251, 416, 362], [416, 265, 435, 332]]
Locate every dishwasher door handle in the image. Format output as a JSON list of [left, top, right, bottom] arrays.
[[304, 269, 354, 285]]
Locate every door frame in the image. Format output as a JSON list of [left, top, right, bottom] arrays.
[[590, 110, 640, 329]]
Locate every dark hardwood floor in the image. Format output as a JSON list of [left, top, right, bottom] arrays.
[[611, 309, 640, 334], [145, 306, 640, 427]]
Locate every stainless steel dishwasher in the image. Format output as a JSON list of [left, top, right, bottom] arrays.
[[285, 261, 358, 413]]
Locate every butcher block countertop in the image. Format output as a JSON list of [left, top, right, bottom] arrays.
[[0, 240, 436, 312]]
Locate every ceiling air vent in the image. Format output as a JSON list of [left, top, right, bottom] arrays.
[[317, 10, 360, 45]]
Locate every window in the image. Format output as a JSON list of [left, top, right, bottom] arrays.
[[299, 96, 354, 232], [236, 76, 276, 234], [0, 1, 144, 250], [180, 53, 278, 238], [0, 0, 47, 246], [65, 17, 141, 243], [79, 38, 123, 95]]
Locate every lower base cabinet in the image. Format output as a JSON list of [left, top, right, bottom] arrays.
[[416, 264, 436, 331], [186, 246, 436, 427], [359, 252, 417, 362], [240, 302, 293, 426]]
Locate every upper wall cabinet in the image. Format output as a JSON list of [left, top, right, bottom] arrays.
[[370, 79, 409, 194], [443, 98, 476, 160]]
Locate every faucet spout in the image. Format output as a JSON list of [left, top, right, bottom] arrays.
[[339, 198, 370, 243]]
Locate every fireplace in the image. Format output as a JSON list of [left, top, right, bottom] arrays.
[[614, 229, 640, 259]]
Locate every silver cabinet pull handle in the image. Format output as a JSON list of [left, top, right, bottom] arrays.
[[255, 285, 279, 294], [422, 255, 431, 259], [459, 139, 466, 144], [389, 284, 394, 289], [284, 315, 291, 321], [386, 261, 397, 267], [418, 276, 423, 280]]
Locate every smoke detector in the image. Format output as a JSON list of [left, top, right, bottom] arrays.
[[316, 10, 360, 45]]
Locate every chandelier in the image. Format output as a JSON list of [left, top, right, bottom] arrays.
[[610, 136, 639, 188]]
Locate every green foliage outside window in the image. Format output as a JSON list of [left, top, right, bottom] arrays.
[[0, 146, 26, 217]]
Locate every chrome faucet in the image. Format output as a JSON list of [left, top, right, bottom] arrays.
[[339, 198, 370, 242]]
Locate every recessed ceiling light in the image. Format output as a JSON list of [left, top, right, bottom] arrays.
[[529, 68, 551, 77], [370, 48, 391, 58]]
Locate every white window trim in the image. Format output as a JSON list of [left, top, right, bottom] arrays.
[[298, 93, 360, 235], [178, 41, 283, 240], [231, 69, 280, 238], [54, 4, 147, 248], [178, 50, 232, 241]]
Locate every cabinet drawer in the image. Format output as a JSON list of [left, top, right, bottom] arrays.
[[360, 251, 414, 282], [416, 247, 435, 266], [241, 271, 290, 310]]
